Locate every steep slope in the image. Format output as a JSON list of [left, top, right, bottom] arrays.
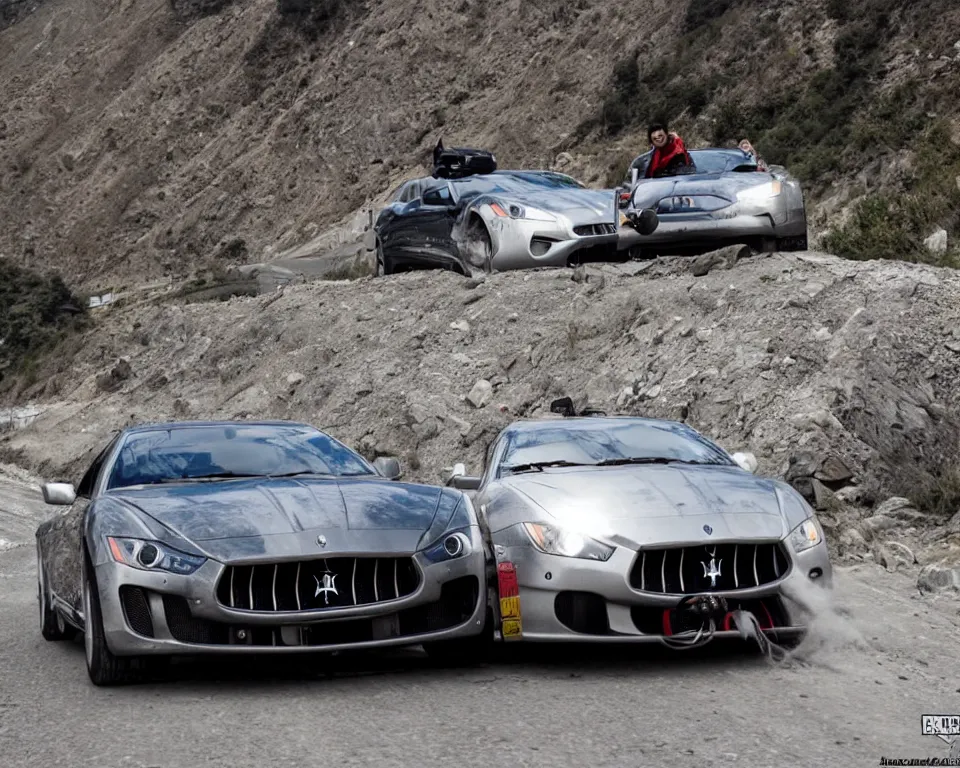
[[2, 0, 958, 295]]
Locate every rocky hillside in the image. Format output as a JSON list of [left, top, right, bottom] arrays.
[[3, 252, 960, 583], [1, 0, 959, 296]]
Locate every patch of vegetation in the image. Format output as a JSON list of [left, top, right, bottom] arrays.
[[683, 0, 737, 33], [821, 120, 960, 265], [0, 262, 88, 388]]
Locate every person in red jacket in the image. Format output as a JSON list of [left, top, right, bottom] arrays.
[[645, 123, 693, 178]]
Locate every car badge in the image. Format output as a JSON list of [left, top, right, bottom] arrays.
[[703, 524, 713, 535], [317, 535, 327, 548], [701, 547, 722, 588], [314, 569, 339, 605]]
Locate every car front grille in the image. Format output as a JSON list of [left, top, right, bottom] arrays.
[[574, 223, 618, 236], [163, 576, 480, 647], [628, 542, 790, 594], [215, 557, 421, 612]]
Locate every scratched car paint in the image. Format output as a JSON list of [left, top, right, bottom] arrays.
[[34, 420, 491, 686]]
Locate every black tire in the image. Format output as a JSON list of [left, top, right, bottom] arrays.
[[422, 608, 495, 666], [38, 542, 77, 642], [82, 552, 141, 686], [375, 240, 390, 276], [777, 234, 809, 252]]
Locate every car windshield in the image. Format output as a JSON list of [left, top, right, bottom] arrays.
[[498, 421, 734, 475], [686, 149, 759, 173], [450, 171, 586, 199], [105, 424, 376, 489], [629, 149, 759, 180]]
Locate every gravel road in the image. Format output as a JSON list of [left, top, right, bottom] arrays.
[[1, 471, 958, 768]]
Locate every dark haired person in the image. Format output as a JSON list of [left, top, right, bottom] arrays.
[[645, 123, 693, 178]]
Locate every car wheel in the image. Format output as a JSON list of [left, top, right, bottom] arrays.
[[422, 608, 495, 666], [375, 241, 389, 276], [463, 217, 493, 274], [38, 542, 77, 642], [82, 553, 139, 686]]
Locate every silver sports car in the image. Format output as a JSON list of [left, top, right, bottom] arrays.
[[35, 420, 489, 685], [446, 408, 832, 649], [372, 142, 659, 275], [617, 147, 808, 258]]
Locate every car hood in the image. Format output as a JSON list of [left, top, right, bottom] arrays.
[[630, 172, 775, 207], [499, 464, 789, 548], [497, 187, 617, 222], [106, 477, 445, 560]]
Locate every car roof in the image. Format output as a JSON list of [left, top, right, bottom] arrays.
[[120, 419, 316, 436]]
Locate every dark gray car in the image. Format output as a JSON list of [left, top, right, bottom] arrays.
[[35, 420, 489, 685], [617, 148, 808, 257]]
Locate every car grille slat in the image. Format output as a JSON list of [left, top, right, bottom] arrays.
[[217, 556, 421, 613], [573, 223, 617, 236], [629, 542, 789, 594]]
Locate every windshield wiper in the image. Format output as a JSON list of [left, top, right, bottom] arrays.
[[593, 457, 720, 467], [501, 460, 593, 474], [155, 472, 269, 483]]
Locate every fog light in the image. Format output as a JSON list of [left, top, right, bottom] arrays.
[[809, 568, 822, 579]]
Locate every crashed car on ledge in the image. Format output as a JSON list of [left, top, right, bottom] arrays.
[[617, 147, 808, 258], [35, 420, 489, 685], [371, 140, 659, 276], [446, 401, 832, 650]]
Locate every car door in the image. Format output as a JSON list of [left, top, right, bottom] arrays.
[[43, 436, 118, 613], [391, 180, 462, 271], [377, 180, 421, 265]]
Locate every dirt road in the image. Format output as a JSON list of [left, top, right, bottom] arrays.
[[1, 471, 958, 768]]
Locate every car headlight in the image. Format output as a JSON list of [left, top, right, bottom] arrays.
[[736, 180, 782, 202], [418, 492, 477, 563], [107, 536, 207, 575], [490, 201, 557, 222], [521, 522, 614, 561], [788, 518, 822, 553]]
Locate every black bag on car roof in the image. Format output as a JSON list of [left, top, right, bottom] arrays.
[[432, 139, 497, 178]]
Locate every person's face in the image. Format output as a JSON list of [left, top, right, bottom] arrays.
[[739, 140, 753, 153], [650, 129, 667, 148]]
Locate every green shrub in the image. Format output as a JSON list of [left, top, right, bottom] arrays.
[[0, 262, 88, 383]]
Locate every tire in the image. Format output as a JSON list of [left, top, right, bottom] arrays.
[[375, 241, 390, 276], [422, 607, 495, 666], [463, 217, 493, 274], [82, 552, 141, 686], [38, 542, 77, 642]]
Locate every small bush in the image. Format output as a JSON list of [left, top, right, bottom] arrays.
[[0, 262, 87, 384]]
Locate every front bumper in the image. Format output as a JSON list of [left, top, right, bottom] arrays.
[[617, 203, 806, 252], [489, 215, 621, 270], [93, 528, 489, 656], [492, 537, 832, 643]]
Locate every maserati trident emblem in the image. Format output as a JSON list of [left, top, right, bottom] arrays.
[[317, 535, 327, 548], [701, 547, 722, 588], [703, 524, 713, 535], [314, 569, 339, 605]]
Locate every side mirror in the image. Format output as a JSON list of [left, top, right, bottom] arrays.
[[445, 462, 482, 490], [373, 457, 402, 480], [42, 482, 76, 505], [732, 452, 759, 474]]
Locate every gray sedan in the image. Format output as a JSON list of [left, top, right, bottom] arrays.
[[447, 412, 832, 649], [618, 148, 808, 257], [35, 420, 489, 685]]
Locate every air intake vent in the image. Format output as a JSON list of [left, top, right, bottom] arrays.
[[629, 542, 789, 594]]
